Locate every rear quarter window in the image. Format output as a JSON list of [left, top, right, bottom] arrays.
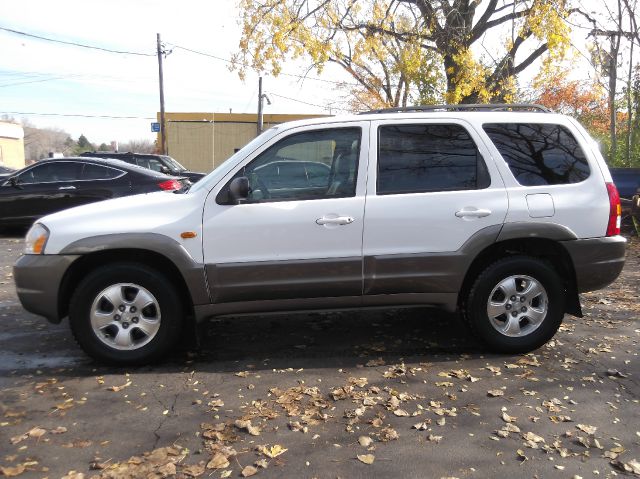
[[483, 123, 590, 186]]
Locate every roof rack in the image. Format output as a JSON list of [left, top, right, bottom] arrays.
[[359, 103, 551, 114]]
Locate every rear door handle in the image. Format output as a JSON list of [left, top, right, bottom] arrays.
[[58, 186, 76, 190], [455, 208, 491, 218], [316, 215, 355, 226]]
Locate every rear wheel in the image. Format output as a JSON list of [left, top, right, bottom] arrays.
[[69, 262, 183, 365], [465, 256, 565, 354]]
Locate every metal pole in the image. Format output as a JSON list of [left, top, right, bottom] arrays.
[[257, 76, 263, 136], [157, 33, 167, 155]]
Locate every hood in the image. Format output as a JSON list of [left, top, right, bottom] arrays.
[[40, 190, 206, 258]]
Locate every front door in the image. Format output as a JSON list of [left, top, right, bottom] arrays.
[[202, 122, 369, 303]]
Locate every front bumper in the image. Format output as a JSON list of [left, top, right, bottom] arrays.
[[562, 236, 627, 293], [14, 254, 79, 323]]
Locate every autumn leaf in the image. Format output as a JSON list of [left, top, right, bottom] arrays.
[[487, 389, 504, 397], [182, 463, 205, 477], [235, 419, 261, 436], [0, 464, 26, 477], [107, 380, 131, 392], [412, 421, 430, 431], [502, 412, 516, 423], [576, 424, 597, 435], [207, 453, 230, 470], [241, 465, 258, 477], [260, 444, 288, 458], [358, 436, 373, 447], [357, 454, 375, 464]]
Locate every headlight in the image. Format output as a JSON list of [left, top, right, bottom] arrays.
[[24, 223, 49, 255]]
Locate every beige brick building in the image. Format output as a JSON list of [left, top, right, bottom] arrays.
[[0, 121, 25, 170], [157, 112, 325, 173]]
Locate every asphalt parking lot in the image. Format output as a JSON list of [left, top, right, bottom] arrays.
[[0, 234, 638, 479]]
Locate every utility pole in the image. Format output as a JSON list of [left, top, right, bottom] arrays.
[[256, 77, 271, 136], [157, 33, 167, 155], [257, 76, 263, 136]]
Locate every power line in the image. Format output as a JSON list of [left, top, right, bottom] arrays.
[[0, 26, 155, 56], [168, 43, 361, 87], [269, 92, 327, 109], [0, 111, 155, 120]]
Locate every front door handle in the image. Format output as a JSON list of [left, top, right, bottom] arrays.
[[455, 207, 491, 218], [58, 186, 76, 190], [316, 215, 355, 226]]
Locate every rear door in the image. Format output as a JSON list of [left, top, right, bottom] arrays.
[[363, 119, 508, 296]]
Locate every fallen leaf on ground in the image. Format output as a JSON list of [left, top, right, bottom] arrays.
[[413, 421, 430, 431], [610, 458, 640, 475], [206, 453, 230, 470], [487, 389, 504, 397], [260, 444, 288, 458], [576, 424, 597, 435], [241, 465, 258, 477], [357, 454, 375, 464], [106, 380, 131, 392], [0, 464, 26, 477], [182, 463, 205, 477], [235, 419, 261, 436], [61, 471, 84, 479], [502, 412, 516, 423], [358, 436, 373, 447]]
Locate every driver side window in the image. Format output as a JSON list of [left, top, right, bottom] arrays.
[[226, 127, 361, 203]]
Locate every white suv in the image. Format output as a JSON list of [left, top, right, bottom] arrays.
[[14, 105, 626, 365]]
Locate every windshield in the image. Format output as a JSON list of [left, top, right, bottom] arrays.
[[189, 127, 280, 194], [162, 155, 186, 171]]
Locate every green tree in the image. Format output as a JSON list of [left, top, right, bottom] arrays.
[[77, 134, 90, 149], [234, 0, 575, 108], [98, 143, 110, 151]]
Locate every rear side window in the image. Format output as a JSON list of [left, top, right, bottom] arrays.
[[483, 123, 590, 186], [81, 164, 123, 180], [377, 124, 490, 195]]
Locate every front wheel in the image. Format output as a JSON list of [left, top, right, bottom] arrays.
[[464, 256, 565, 354], [69, 263, 184, 365]]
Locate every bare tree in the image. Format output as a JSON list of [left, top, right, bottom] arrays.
[[118, 139, 156, 154]]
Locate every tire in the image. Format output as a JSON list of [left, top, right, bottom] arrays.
[[69, 262, 184, 365], [464, 256, 565, 354]]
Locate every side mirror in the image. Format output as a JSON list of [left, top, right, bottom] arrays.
[[229, 176, 250, 203], [8, 176, 22, 189], [160, 166, 171, 174]]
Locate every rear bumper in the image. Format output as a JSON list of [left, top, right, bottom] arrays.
[[562, 236, 626, 293], [13, 254, 79, 323]]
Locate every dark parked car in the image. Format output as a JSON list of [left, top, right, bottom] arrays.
[[610, 167, 640, 199], [81, 151, 206, 183], [0, 157, 189, 228]]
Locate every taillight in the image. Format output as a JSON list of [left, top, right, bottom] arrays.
[[158, 179, 181, 191], [605, 182, 621, 236]]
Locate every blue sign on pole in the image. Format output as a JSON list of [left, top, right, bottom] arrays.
[[151, 122, 161, 133]]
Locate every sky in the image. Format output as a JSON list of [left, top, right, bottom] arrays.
[[0, 0, 353, 144], [0, 0, 619, 145]]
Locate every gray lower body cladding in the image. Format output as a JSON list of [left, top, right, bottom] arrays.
[[14, 254, 79, 323], [561, 236, 626, 292]]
